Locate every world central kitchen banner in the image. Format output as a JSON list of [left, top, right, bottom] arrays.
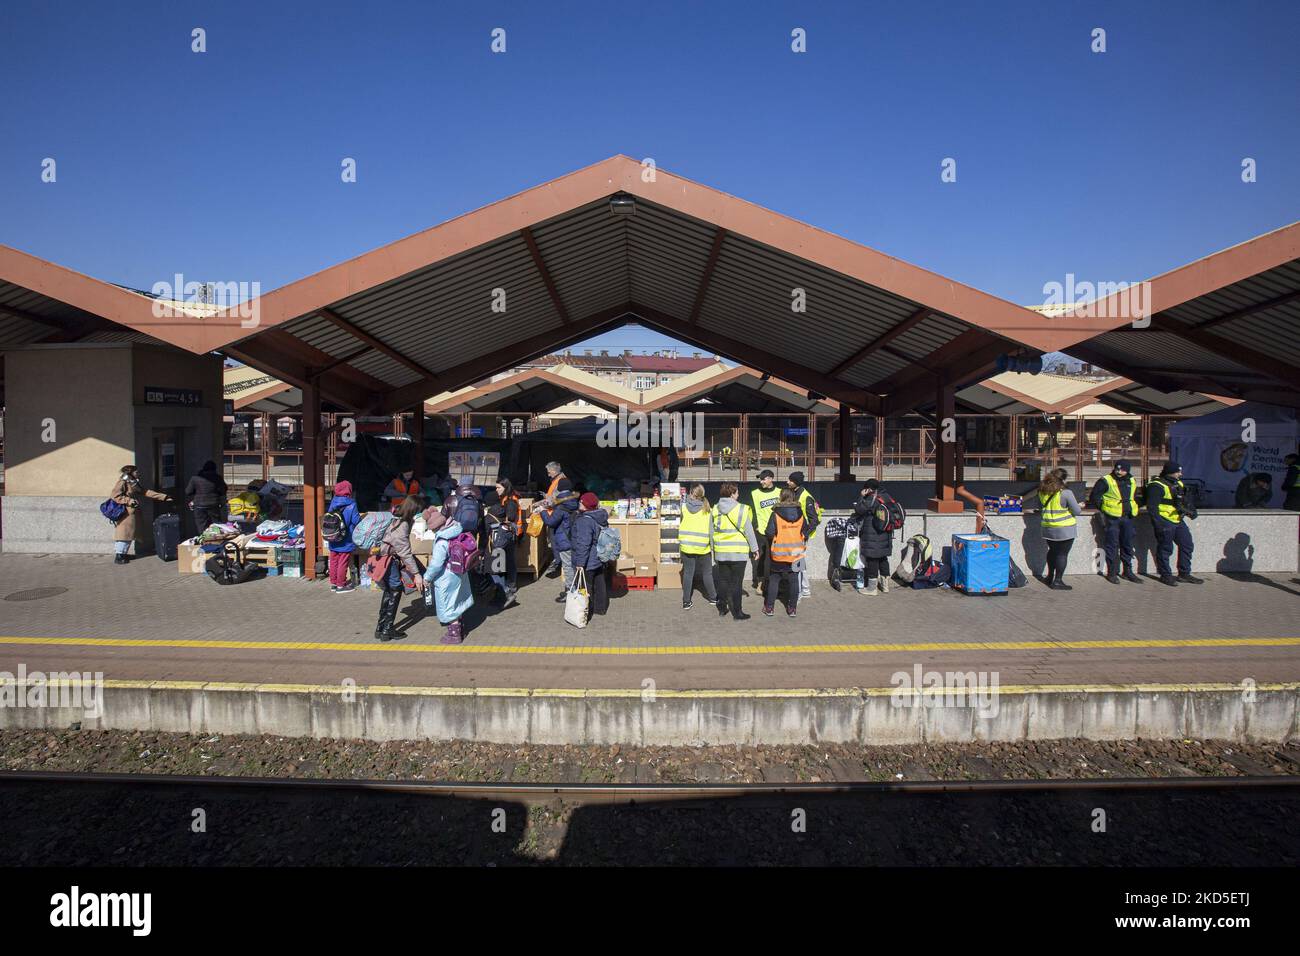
[[1170, 402, 1298, 508]]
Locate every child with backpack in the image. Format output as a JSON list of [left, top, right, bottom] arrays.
[[323, 480, 362, 593], [851, 480, 904, 595], [422, 509, 475, 645], [569, 492, 612, 619]]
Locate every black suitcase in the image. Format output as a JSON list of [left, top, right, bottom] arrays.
[[153, 513, 180, 562]]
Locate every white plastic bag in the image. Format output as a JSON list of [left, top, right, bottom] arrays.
[[840, 532, 861, 570], [564, 567, 590, 628]]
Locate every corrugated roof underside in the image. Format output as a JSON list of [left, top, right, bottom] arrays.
[[1160, 260, 1300, 375]]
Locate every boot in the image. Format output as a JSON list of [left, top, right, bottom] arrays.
[[1105, 565, 1119, 584], [877, 574, 890, 594], [1159, 575, 1178, 587], [1121, 567, 1142, 583], [862, 576, 878, 595], [441, 619, 464, 645], [374, 590, 401, 641], [501, 588, 518, 609], [114, 553, 127, 565]]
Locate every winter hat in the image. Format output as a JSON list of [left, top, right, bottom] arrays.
[[1161, 461, 1182, 476], [424, 510, 447, 533], [333, 480, 353, 497], [788, 471, 805, 486], [579, 492, 599, 510], [1114, 459, 1131, 472]]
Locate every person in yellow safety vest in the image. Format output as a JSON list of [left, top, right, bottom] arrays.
[[383, 469, 422, 514], [1147, 461, 1202, 587], [786, 471, 821, 599], [762, 488, 809, 618], [1087, 459, 1141, 584], [1036, 468, 1083, 591], [711, 482, 760, 621], [748, 469, 780, 593], [678, 484, 719, 610]]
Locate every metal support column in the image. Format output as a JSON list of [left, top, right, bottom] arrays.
[[928, 378, 962, 512], [302, 379, 322, 581], [409, 405, 425, 480], [836, 405, 852, 482]]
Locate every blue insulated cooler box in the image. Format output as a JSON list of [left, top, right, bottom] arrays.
[[951, 533, 1010, 594]]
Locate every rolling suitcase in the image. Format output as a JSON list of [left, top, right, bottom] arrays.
[[153, 513, 181, 562]]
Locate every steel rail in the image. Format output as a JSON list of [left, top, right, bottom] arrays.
[[3, 770, 1297, 806]]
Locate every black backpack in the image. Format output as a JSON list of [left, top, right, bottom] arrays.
[[321, 509, 347, 543], [869, 491, 906, 534]]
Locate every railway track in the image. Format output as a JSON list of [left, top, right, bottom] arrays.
[[3, 768, 1299, 801]]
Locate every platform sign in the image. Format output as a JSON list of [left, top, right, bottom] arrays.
[[145, 387, 202, 406], [449, 451, 499, 486], [784, 427, 809, 436]]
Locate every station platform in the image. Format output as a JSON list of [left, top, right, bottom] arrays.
[[1, 554, 1298, 746]]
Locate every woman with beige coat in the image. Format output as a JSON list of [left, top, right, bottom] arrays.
[[109, 464, 172, 564]]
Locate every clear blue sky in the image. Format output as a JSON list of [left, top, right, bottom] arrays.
[[2, 0, 1296, 357]]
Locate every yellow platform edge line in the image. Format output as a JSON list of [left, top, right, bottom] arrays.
[[1, 635, 1299, 656], [0, 679, 1295, 699]]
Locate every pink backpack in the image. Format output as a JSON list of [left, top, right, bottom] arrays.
[[446, 531, 480, 575]]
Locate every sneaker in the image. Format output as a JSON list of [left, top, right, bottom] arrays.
[[762, 604, 774, 617], [683, 601, 694, 610], [335, 583, 356, 594], [1177, 573, 1204, 584], [786, 606, 797, 617], [705, 598, 718, 606], [330, 585, 339, 593], [555, 593, 567, 604], [501, 590, 518, 609]]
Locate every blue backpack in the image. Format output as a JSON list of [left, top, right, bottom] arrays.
[[595, 524, 621, 562], [100, 499, 127, 523]]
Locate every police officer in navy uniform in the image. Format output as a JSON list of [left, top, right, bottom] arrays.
[[1087, 459, 1142, 584], [1147, 461, 1203, 587]]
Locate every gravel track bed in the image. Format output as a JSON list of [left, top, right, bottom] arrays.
[[3, 729, 1298, 783]]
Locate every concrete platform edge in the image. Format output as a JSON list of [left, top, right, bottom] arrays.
[[1, 679, 1296, 746]]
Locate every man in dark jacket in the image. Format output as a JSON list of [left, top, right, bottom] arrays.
[[1283, 453, 1300, 512], [1088, 459, 1141, 583], [540, 489, 580, 602], [570, 492, 611, 618], [1234, 472, 1273, 509], [851, 480, 897, 595], [184, 460, 228, 537]]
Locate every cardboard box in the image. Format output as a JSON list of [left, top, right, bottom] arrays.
[[178, 541, 206, 574], [410, 533, 434, 557], [616, 554, 636, 571], [610, 519, 660, 562], [630, 554, 657, 578], [657, 562, 682, 588]]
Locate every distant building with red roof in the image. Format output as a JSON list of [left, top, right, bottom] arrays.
[[508, 347, 721, 390]]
